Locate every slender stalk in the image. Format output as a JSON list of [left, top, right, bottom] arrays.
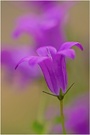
[[60, 99, 66, 134], [42, 91, 57, 97], [64, 83, 75, 96]]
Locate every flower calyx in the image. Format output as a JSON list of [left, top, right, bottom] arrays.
[[57, 89, 64, 101]]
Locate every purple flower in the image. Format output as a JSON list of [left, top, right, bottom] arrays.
[[1, 46, 41, 87], [13, 2, 75, 50], [15, 42, 83, 94]]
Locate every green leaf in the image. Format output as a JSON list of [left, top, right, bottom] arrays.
[[32, 121, 44, 134]]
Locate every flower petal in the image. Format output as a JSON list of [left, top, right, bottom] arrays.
[[39, 55, 67, 95], [60, 42, 83, 51], [43, 2, 75, 23], [36, 46, 57, 57], [39, 58, 60, 95], [58, 49, 76, 59], [39, 2, 75, 49], [15, 56, 47, 70], [53, 55, 67, 93], [12, 15, 42, 38]]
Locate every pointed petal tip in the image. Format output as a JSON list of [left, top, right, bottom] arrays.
[[15, 64, 18, 70], [81, 45, 84, 51], [77, 42, 84, 51], [60, 41, 84, 51]]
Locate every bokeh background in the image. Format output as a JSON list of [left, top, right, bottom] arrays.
[[1, 1, 89, 134]]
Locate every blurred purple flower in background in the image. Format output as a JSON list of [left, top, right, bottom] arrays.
[[13, 2, 75, 49], [1, 1, 75, 87], [45, 94, 89, 134], [1, 46, 41, 87], [15, 42, 83, 94]]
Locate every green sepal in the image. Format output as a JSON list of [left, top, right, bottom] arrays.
[[57, 89, 64, 101]]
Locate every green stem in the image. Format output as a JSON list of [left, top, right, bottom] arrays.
[[60, 99, 66, 134]]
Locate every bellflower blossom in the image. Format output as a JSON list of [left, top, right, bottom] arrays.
[[13, 2, 75, 49], [15, 42, 83, 95], [1, 46, 41, 87]]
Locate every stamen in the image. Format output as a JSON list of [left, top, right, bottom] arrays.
[[46, 47, 52, 57]]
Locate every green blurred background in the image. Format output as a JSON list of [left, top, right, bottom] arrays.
[[1, 1, 89, 134]]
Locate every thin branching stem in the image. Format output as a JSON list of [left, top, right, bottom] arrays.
[[64, 83, 75, 96], [42, 91, 57, 97]]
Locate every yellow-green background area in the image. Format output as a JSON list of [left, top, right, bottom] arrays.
[[1, 1, 89, 134]]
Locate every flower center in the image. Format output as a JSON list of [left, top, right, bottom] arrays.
[[46, 47, 52, 58]]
